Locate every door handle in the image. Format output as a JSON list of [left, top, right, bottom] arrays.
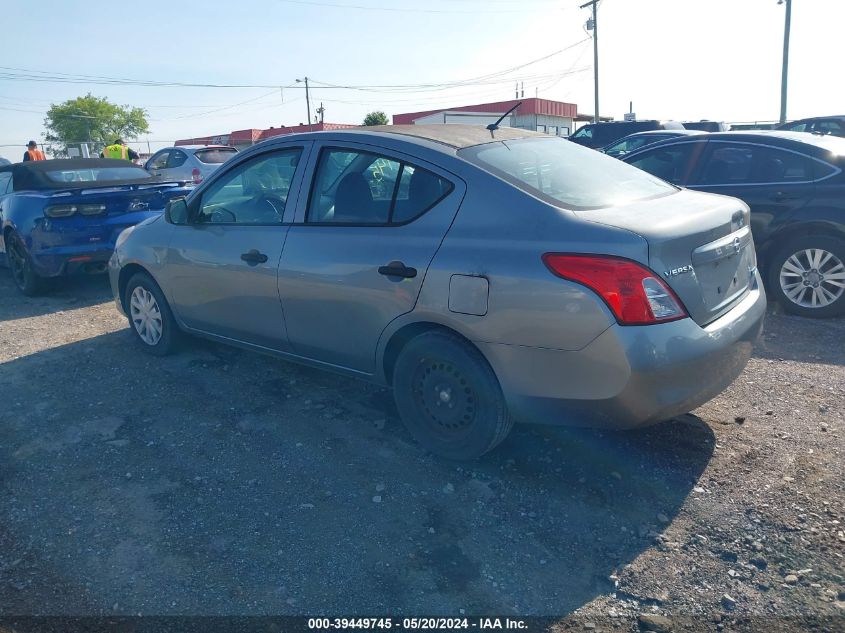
[[240, 249, 269, 265], [378, 260, 417, 279], [770, 191, 798, 202]]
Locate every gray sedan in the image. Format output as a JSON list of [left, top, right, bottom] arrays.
[[144, 145, 237, 184], [109, 125, 765, 459]]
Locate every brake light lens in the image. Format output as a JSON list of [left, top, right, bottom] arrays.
[[542, 253, 688, 325], [192, 168, 203, 184], [44, 203, 106, 218]]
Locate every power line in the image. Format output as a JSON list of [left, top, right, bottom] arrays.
[[273, 0, 562, 14]]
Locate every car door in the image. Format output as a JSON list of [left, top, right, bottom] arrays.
[[145, 150, 170, 178], [624, 139, 705, 186], [277, 142, 463, 373], [163, 143, 310, 351], [163, 149, 189, 180], [685, 141, 815, 245]]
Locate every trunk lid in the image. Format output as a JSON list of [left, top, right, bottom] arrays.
[[48, 182, 191, 215], [576, 189, 757, 325]]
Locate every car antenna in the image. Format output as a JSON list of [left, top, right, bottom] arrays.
[[487, 101, 522, 135]]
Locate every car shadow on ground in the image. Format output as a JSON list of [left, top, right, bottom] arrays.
[[0, 272, 113, 322], [751, 306, 845, 366], [0, 328, 714, 616]]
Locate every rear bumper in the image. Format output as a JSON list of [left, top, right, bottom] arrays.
[[28, 210, 161, 277], [478, 272, 766, 429]]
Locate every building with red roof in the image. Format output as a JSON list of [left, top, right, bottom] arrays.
[[393, 98, 582, 137], [175, 122, 358, 149]]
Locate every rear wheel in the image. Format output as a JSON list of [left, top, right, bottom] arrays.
[[124, 272, 179, 355], [5, 231, 44, 296], [768, 235, 845, 318], [392, 330, 514, 460]]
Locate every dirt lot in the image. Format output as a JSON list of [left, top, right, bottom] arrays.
[[0, 271, 842, 631]]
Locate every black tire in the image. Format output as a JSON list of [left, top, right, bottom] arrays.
[[5, 231, 45, 296], [392, 330, 514, 460], [767, 235, 845, 318], [124, 272, 180, 356]]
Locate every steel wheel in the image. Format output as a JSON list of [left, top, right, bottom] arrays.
[[779, 248, 845, 309], [412, 359, 477, 441], [129, 286, 163, 346]]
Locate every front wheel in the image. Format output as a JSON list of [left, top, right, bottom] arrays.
[[5, 231, 45, 296], [768, 235, 845, 318], [124, 272, 180, 355], [392, 330, 514, 460]]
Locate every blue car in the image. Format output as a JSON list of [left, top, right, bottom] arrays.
[[0, 158, 192, 295]]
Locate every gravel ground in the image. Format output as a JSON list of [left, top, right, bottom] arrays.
[[0, 272, 842, 632]]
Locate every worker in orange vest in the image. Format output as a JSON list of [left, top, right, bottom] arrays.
[[23, 140, 46, 162]]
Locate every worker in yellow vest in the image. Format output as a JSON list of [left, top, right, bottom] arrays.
[[101, 138, 139, 161]]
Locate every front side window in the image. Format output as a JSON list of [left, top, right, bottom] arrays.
[[196, 148, 301, 225], [463, 137, 676, 209], [308, 148, 452, 225], [625, 142, 698, 186], [816, 120, 844, 136], [147, 151, 170, 170], [167, 151, 188, 169]]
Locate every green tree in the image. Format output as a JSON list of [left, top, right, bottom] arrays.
[[44, 94, 149, 156], [363, 111, 389, 126]]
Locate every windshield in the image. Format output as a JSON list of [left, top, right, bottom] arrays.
[[461, 137, 676, 209], [44, 166, 151, 183], [194, 148, 238, 164]]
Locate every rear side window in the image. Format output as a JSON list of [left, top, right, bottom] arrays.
[[463, 137, 675, 209], [626, 143, 698, 185], [308, 148, 452, 225], [195, 148, 238, 164], [694, 144, 812, 185]]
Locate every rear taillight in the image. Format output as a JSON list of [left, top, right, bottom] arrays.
[[192, 168, 203, 184], [44, 203, 106, 218], [542, 253, 688, 325]]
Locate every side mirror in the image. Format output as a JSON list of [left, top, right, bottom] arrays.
[[165, 197, 189, 225]]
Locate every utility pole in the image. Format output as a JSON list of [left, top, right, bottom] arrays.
[[316, 102, 325, 124], [581, 0, 600, 124], [296, 77, 312, 130], [779, 0, 792, 123]]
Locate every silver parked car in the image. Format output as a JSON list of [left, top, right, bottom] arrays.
[[109, 125, 766, 459], [144, 145, 238, 184]]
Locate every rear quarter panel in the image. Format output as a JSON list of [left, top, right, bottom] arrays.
[[380, 170, 649, 371]]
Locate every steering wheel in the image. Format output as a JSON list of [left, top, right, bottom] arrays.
[[254, 194, 286, 222]]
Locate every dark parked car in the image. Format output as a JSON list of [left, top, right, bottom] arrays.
[[623, 131, 845, 317], [109, 125, 765, 459], [682, 121, 729, 133], [775, 115, 845, 138], [601, 130, 704, 158], [0, 158, 192, 295], [569, 120, 685, 149]]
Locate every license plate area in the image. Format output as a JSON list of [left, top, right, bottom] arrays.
[[692, 227, 755, 311]]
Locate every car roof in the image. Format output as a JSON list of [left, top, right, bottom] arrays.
[[333, 124, 545, 150], [169, 145, 236, 152], [6, 158, 152, 189], [622, 129, 705, 138], [622, 130, 845, 159]]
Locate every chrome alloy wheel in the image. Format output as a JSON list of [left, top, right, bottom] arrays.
[[779, 248, 845, 309], [130, 286, 163, 345]]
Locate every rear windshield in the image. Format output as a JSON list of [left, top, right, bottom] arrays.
[[194, 148, 237, 164], [461, 137, 676, 209], [44, 166, 152, 184]]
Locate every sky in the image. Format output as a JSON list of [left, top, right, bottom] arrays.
[[0, 0, 840, 156]]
